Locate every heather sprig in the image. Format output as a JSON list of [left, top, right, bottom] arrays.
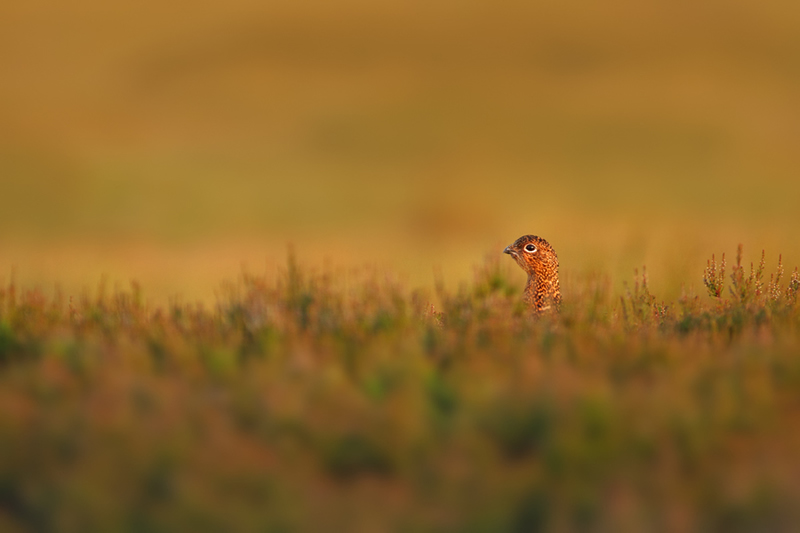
[[703, 252, 725, 298]]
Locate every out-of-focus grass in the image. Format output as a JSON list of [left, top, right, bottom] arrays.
[[2, 0, 800, 301], [0, 249, 799, 531]]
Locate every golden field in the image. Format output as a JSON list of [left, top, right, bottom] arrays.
[[1, 0, 799, 299]]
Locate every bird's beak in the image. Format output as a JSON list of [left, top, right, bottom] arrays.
[[503, 246, 514, 255]]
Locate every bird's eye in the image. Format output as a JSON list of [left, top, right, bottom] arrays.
[[524, 244, 537, 253]]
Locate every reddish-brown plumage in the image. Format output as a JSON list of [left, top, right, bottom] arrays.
[[503, 235, 561, 312]]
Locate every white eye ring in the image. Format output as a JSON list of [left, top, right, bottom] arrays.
[[524, 244, 537, 253]]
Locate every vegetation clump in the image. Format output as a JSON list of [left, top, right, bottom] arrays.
[[0, 246, 799, 532]]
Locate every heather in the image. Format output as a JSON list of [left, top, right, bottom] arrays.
[[1, 248, 799, 532]]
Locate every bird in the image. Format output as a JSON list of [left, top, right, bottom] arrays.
[[503, 235, 561, 312]]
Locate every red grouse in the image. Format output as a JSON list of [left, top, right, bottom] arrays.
[[503, 235, 561, 312]]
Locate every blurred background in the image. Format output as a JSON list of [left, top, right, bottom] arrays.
[[2, 0, 799, 301]]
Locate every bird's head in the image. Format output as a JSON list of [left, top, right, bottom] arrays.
[[503, 234, 558, 277]]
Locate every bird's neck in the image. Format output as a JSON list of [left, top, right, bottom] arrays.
[[525, 271, 558, 311]]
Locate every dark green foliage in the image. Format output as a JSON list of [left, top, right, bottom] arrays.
[[322, 433, 394, 480], [511, 487, 551, 533], [483, 397, 554, 460]]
